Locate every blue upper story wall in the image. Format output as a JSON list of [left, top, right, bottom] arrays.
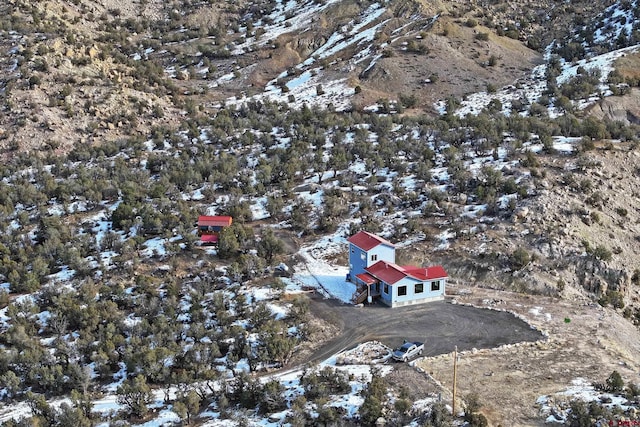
[[348, 243, 395, 281]]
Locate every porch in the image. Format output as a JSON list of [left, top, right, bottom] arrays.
[[352, 272, 382, 304]]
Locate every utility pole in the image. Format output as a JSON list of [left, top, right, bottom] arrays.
[[452, 346, 458, 418]]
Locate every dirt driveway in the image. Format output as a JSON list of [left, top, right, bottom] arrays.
[[291, 288, 640, 426], [285, 287, 640, 426], [303, 295, 543, 364]]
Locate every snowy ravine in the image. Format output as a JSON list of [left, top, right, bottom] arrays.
[[216, 0, 440, 113]]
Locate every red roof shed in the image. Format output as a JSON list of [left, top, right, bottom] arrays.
[[200, 234, 219, 243], [198, 216, 233, 227]]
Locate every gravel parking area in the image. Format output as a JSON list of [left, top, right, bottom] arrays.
[[305, 296, 543, 363]]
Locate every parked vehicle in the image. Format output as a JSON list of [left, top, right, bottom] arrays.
[[392, 341, 424, 362]]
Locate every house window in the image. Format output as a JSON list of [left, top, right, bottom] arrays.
[[351, 246, 354, 253], [431, 280, 441, 291], [384, 284, 389, 294], [371, 254, 377, 261], [361, 251, 366, 261], [415, 283, 424, 294], [398, 286, 407, 296]]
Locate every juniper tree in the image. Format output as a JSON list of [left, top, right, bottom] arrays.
[[257, 228, 285, 264], [116, 375, 153, 418]]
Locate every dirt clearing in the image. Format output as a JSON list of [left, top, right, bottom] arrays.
[[302, 291, 543, 364], [415, 285, 640, 426]]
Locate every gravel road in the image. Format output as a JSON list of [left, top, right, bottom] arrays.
[[305, 295, 543, 363]]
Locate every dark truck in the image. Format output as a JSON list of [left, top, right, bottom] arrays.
[[392, 341, 424, 362]]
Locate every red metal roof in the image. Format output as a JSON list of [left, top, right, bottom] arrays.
[[198, 215, 233, 227], [355, 272, 379, 285], [365, 261, 407, 284], [402, 265, 448, 280], [200, 234, 219, 243], [347, 231, 395, 251], [401, 266, 426, 280], [366, 261, 447, 284], [425, 265, 448, 280]]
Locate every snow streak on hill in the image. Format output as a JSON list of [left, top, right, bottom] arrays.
[[225, 2, 391, 111], [224, 0, 640, 119], [232, 0, 344, 54], [440, 43, 640, 118], [439, 0, 640, 117], [573, 0, 640, 55], [219, 0, 440, 111]]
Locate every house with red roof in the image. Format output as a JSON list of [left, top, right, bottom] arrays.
[[347, 231, 396, 281], [348, 231, 447, 307], [197, 215, 233, 245]]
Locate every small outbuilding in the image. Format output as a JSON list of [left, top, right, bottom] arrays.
[[197, 215, 232, 244]]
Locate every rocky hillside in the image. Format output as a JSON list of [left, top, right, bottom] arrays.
[[0, 0, 619, 155], [420, 142, 640, 317], [2, 1, 640, 425], [1, 0, 640, 314], [0, 0, 638, 297], [0, 0, 638, 300]]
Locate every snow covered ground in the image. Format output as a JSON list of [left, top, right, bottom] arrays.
[[218, 0, 443, 113], [0, 341, 399, 427], [216, 0, 640, 121], [4, 2, 640, 425], [537, 378, 635, 424], [224, 73, 357, 112], [231, 0, 344, 55], [0, 214, 386, 426], [290, 225, 355, 304], [439, 43, 640, 118]]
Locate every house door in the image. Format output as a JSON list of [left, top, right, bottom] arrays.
[[375, 283, 380, 294]]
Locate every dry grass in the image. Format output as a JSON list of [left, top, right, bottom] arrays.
[[614, 52, 640, 80], [415, 285, 640, 426], [355, 14, 541, 110]]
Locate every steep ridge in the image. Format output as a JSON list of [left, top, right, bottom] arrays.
[[0, 0, 615, 155]]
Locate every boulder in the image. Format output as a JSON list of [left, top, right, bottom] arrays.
[[589, 89, 640, 125], [513, 206, 529, 222]]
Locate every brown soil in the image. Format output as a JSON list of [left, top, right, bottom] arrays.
[[355, 16, 542, 112], [614, 52, 640, 80], [386, 363, 441, 400]]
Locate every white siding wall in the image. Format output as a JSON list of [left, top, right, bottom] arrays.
[[367, 244, 395, 267], [348, 243, 395, 282], [388, 277, 447, 307]]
